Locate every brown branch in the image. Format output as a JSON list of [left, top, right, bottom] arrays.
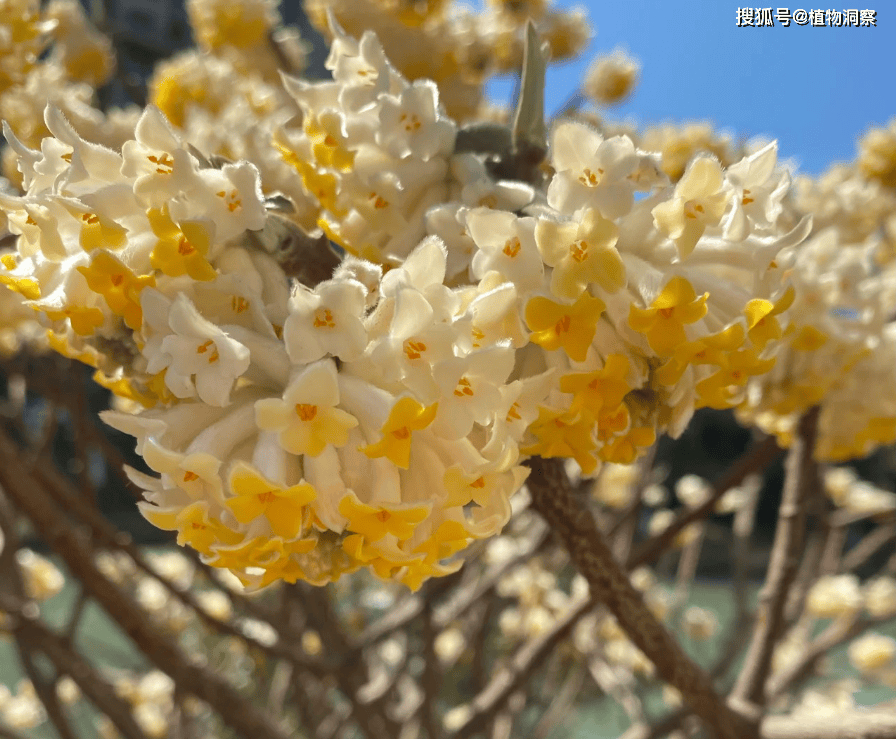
[[841, 522, 896, 574], [627, 434, 780, 569], [525, 456, 752, 739], [449, 596, 594, 739], [420, 601, 443, 739], [730, 406, 820, 711], [0, 429, 295, 739], [761, 711, 896, 739], [0, 596, 151, 739]]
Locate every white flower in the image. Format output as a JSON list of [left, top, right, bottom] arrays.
[[467, 208, 542, 291], [848, 633, 896, 674], [172, 159, 267, 243], [722, 141, 791, 241], [806, 574, 863, 618], [431, 343, 515, 439], [377, 81, 456, 161], [255, 359, 359, 457], [142, 290, 251, 406], [284, 278, 368, 363], [121, 107, 198, 207], [864, 577, 896, 618], [547, 122, 639, 219], [652, 156, 731, 258]]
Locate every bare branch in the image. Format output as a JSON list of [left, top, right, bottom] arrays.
[[628, 435, 780, 569], [761, 711, 896, 739], [449, 596, 594, 739], [0, 429, 295, 739], [525, 456, 753, 739], [731, 406, 820, 710]]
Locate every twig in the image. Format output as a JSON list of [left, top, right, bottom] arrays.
[[0, 429, 295, 739], [765, 615, 880, 700], [419, 601, 442, 739], [526, 661, 585, 739], [0, 596, 151, 739], [449, 596, 594, 739], [841, 522, 896, 573], [616, 708, 690, 739], [627, 435, 780, 569], [761, 710, 896, 739], [525, 456, 751, 739], [730, 406, 820, 711], [587, 655, 646, 726], [14, 644, 79, 739]]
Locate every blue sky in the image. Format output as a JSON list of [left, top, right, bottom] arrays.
[[489, 2, 892, 176]]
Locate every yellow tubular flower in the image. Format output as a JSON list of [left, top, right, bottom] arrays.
[[148, 207, 217, 281], [339, 491, 430, 543], [525, 292, 606, 362], [77, 251, 155, 330], [559, 353, 631, 417], [360, 397, 438, 469], [628, 277, 709, 357], [522, 406, 599, 474], [226, 463, 317, 539], [744, 286, 794, 351]]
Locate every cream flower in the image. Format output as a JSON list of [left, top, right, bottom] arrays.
[[652, 157, 730, 258], [142, 290, 251, 406], [255, 359, 358, 456]]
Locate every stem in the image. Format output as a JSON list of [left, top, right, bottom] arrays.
[[526, 457, 752, 739], [730, 406, 820, 710]]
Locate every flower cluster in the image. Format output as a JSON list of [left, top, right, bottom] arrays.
[[2, 0, 894, 591], [306, 0, 590, 121]]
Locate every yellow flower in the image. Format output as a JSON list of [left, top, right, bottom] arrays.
[[338, 491, 430, 543], [525, 291, 605, 362], [361, 397, 438, 469], [226, 463, 317, 540], [628, 277, 708, 356], [148, 206, 216, 281], [78, 211, 127, 253], [559, 353, 631, 417], [43, 305, 105, 336], [654, 324, 744, 386], [744, 286, 794, 350], [77, 251, 155, 330], [139, 501, 242, 555], [522, 406, 599, 474], [535, 210, 623, 299]]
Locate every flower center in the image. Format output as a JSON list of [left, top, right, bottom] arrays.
[[454, 377, 474, 397], [578, 167, 603, 187], [503, 237, 521, 258], [314, 308, 335, 328], [570, 240, 589, 263], [295, 403, 318, 421], [147, 153, 174, 174], [403, 339, 427, 360]]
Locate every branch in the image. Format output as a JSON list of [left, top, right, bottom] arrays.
[[1, 596, 151, 739], [761, 711, 896, 739], [627, 435, 780, 569], [525, 456, 752, 739], [730, 406, 820, 710], [449, 596, 594, 739], [0, 429, 294, 739]]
